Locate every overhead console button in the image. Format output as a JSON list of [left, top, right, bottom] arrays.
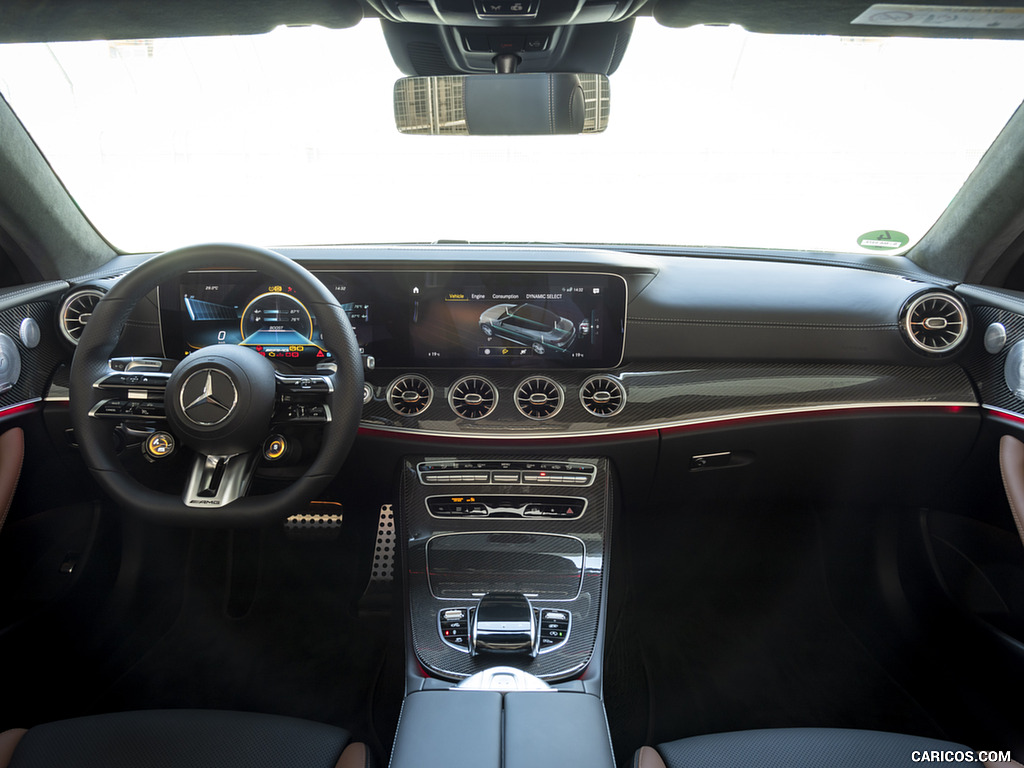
[[474, 0, 535, 15], [524, 34, 549, 51]]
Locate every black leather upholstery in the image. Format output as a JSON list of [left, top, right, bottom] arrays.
[[7, 709, 353, 768], [503, 692, 615, 768], [389, 691, 502, 768], [649, 728, 980, 768]]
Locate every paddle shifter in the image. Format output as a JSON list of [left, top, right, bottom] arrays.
[[472, 593, 536, 656]]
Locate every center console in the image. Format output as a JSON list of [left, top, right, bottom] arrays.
[[393, 455, 616, 767], [400, 455, 612, 683]]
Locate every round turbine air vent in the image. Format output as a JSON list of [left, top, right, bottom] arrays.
[[901, 291, 969, 354], [448, 376, 498, 420], [59, 288, 105, 345], [515, 376, 563, 420], [580, 375, 626, 417], [387, 375, 433, 416]]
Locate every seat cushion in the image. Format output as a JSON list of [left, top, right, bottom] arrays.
[[6, 709, 356, 768], [650, 728, 980, 768]]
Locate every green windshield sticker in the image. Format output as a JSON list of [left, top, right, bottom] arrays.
[[857, 230, 909, 250]]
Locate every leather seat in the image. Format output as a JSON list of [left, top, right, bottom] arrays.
[[634, 727, 1000, 768], [0, 709, 370, 768]]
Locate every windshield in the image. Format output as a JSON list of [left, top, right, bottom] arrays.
[[1, 20, 1023, 254]]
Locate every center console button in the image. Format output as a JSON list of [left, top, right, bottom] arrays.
[[536, 607, 571, 653], [439, 607, 473, 653]]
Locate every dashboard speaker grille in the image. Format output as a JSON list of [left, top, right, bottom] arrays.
[[387, 375, 433, 416], [449, 376, 497, 420], [59, 288, 105, 345], [514, 376, 563, 420], [902, 292, 968, 354], [580, 375, 625, 417]]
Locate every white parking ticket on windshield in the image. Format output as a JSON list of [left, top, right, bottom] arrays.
[[853, 4, 1024, 29]]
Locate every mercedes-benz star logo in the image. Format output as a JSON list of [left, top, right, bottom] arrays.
[[179, 369, 238, 426]]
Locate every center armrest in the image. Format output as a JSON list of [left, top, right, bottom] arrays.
[[389, 690, 502, 768], [388, 689, 615, 768], [504, 691, 616, 768]]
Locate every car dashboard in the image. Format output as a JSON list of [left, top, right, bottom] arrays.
[[201, 248, 976, 440], [26, 244, 981, 437], [7, 242, 1024, 758]]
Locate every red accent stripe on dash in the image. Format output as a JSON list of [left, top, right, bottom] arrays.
[[357, 426, 659, 446], [357, 405, 972, 445], [658, 404, 972, 436], [0, 401, 40, 419], [986, 407, 1024, 426]]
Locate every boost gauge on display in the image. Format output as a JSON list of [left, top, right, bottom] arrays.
[[240, 291, 320, 359]]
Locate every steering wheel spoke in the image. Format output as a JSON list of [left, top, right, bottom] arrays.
[[183, 451, 259, 508], [88, 363, 172, 421], [274, 371, 335, 424]]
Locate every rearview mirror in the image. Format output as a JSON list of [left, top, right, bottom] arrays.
[[394, 73, 609, 135]]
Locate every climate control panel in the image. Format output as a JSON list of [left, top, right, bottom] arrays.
[[426, 495, 585, 519], [417, 460, 596, 486]]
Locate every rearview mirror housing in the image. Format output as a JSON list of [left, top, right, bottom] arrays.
[[394, 73, 609, 135]]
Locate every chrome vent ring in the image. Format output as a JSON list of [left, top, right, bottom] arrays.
[[901, 291, 969, 354], [387, 374, 433, 416], [448, 376, 498, 420], [59, 288, 105, 345], [515, 376, 563, 420], [580, 375, 626, 417]]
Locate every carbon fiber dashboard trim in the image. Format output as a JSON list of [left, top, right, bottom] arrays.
[[963, 305, 1024, 415], [362, 363, 976, 438], [0, 300, 66, 411], [402, 455, 611, 681]]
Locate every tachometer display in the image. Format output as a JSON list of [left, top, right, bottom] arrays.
[[178, 278, 334, 366], [240, 292, 314, 346]]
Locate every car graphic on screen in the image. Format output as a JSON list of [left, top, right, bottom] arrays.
[[479, 302, 578, 355]]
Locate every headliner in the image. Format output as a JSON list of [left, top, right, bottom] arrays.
[[6, 0, 1024, 42]]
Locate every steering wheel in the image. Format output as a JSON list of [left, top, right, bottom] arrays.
[[69, 243, 364, 527]]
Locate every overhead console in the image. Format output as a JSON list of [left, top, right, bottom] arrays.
[[380, 18, 636, 78], [162, 269, 626, 370], [374, 0, 641, 27]]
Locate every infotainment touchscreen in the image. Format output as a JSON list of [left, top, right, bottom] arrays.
[[172, 270, 626, 369]]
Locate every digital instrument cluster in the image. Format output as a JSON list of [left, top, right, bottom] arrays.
[[166, 270, 627, 369]]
